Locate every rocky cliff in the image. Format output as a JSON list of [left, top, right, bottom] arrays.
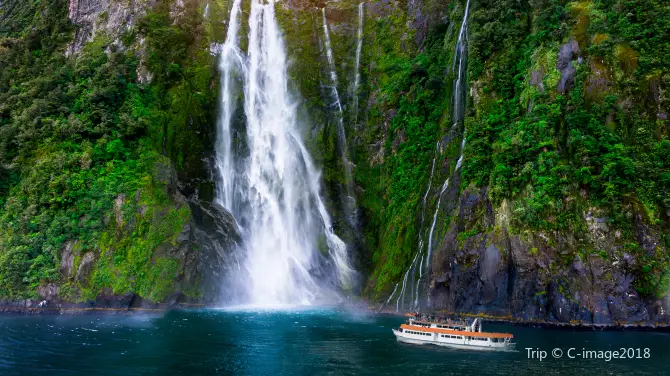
[[428, 187, 668, 324], [359, 0, 670, 325], [0, 0, 668, 321], [0, 0, 238, 308], [67, 0, 153, 55]]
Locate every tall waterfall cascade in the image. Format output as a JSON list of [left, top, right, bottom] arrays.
[[381, 0, 471, 312], [351, 3, 364, 126], [215, 0, 354, 305], [452, 0, 471, 124], [321, 8, 358, 230]]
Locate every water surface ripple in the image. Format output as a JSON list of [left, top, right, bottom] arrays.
[[0, 309, 667, 375]]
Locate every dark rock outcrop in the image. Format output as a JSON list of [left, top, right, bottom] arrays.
[[75, 252, 96, 284], [556, 38, 580, 93], [183, 198, 241, 303], [427, 188, 670, 325], [67, 0, 155, 55], [60, 241, 76, 277]]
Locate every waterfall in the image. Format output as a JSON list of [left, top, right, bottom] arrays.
[[424, 178, 450, 276], [455, 136, 466, 170], [378, 283, 399, 313], [351, 2, 364, 126], [421, 0, 471, 306], [322, 7, 357, 229], [216, 0, 353, 305], [393, 142, 438, 312], [452, 0, 471, 124], [216, 0, 244, 212], [396, 252, 417, 312], [379, 0, 472, 312]]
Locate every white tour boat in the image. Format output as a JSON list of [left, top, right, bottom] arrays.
[[392, 313, 515, 351]]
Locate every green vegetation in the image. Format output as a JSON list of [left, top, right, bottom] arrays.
[[0, 0, 217, 301], [461, 0, 670, 297], [348, 0, 668, 302], [0, 0, 668, 307], [354, 8, 457, 297]]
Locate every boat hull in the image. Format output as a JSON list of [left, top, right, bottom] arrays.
[[392, 329, 514, 352]]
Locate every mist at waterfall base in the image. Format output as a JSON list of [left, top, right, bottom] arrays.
[[214, 0, 355, 306], [2, 309, 668, 376]]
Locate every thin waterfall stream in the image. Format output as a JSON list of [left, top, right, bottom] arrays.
[[379, 0, 471, 312], [322, 7, 358, 229], [351, 2, 364, 126], [393, 142, 438, 312], [422, 0, 470, 308]]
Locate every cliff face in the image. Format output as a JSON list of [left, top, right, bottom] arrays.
[[0, 0, 237, 308], [0, 0, 668, 321], [67, 0, 148, 55], [428, 187, 666, 324], [356, 0, 670, 325]]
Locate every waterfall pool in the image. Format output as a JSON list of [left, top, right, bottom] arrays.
[[1, 308, 667, 375]]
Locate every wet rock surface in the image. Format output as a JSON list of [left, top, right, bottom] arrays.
[[186, 198, 241, 303], [556, 38, 580, 93], [67, 0, 155, 55], [427, 187, 670, 325], [2, 155, 240, 310], [60, 241, 77, 278], [76, 252, 96, 284]]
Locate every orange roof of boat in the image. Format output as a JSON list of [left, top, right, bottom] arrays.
[[400, 324, 514, 339]]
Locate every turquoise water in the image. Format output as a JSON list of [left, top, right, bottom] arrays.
[[1, 308, 668, 375]]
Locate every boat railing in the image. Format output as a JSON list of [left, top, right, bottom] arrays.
[[407, 315, 470, 328]]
